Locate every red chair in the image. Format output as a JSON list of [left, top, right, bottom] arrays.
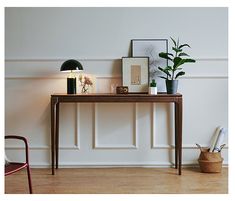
[[5, 135, 33, 194]]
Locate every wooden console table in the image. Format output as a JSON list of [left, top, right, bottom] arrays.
[[51, 93, 183, 175]]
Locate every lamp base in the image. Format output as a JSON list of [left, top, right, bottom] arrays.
[[67, 77, 76, 94]]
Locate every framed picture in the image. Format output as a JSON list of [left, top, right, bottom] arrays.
[[122, 57, 149, 93], [131, 39, 168, 92]]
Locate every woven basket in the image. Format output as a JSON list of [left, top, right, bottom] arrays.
[[198, 159, 223, 173], [196, 146, 223, 173], [198, 148, 222, 162]]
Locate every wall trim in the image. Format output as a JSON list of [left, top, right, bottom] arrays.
[[5, 57, 228, 62], [5, 58, 120, 62], [151, 103, 157, 149], [150, 103, 229, 150], [151, 144, 228, 149], [93, 103, 138, 149], [5, 145, 228, 150], [75, 103, 81, 149], [5, 58, 228, 79], [29, 162, 228, 168], [5, 75, 229, 80], [180, 76, 228, 79], [5, 146, 79, 150], [151, 103, 174, 149]]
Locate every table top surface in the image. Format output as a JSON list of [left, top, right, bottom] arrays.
[[52, 93, 182, 97]]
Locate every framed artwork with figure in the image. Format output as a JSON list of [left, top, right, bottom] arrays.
[[122, 57, 149, 93], [131, 39, 168, 92]]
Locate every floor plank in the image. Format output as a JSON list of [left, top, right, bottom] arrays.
[[5, 167, 228, 194]]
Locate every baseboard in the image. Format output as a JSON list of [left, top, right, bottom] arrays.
[[30, 163, 228, 168]]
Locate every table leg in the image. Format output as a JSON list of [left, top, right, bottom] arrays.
[[56, 103, 60, 169], [174, 102, 178, 169], [51, 97, 56, 175], [178, 98, 183, 175]]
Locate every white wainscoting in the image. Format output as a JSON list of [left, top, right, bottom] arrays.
[[93, 103, 138, 149], [5, 58, 228, 167]]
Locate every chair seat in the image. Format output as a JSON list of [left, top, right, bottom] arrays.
[[5, 162, 28, 176]]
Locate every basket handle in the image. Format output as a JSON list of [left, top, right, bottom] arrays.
[[196, 143, 203, 151], [219, 144, 226, 152]]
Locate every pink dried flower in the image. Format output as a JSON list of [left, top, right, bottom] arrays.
[[79, 75, 93, 93], [84, 76, 93, 86]]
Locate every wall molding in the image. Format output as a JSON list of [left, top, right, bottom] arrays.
[[29, 162, 228, 168], [151, 103, 157, 149], [93, 103, 138, 149], [179, 76, 228, 79], [5, 146, 79, 150], [5, 58, 120, 62], [75, 103, 81, 149], [150, 144, 228, 149], [151, 103, 174, 149], [5, 57, 228, 62], [5, 58, 228, 79], [5, 144, 228, 150], [150, 104, 229, 149], [6, 103, 81, 151], [5, 75, 229, 80]]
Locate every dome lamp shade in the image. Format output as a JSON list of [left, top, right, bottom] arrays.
[[60, 59, 83, 72], [60, 59, 83, 94]]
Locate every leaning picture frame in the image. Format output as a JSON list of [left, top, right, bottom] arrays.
[[122, 57, 149, 93], [131, 39, 168, 92]]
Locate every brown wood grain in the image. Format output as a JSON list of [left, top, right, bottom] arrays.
[[5, 167, 228, 194]]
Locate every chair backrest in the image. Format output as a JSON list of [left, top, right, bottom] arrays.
[[5, 135, 29, 164], [5, 135, 33, 194]]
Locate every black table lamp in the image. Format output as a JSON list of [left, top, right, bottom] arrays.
[[60, 59, 83, 94]]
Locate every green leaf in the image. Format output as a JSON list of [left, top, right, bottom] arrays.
[[165, 66, 173, 71], [159, 52, 172, 61], [177, 38, 179, 48], [158, 67, 165, 72], [173, 57, 182, 69], [175, 68, 183, 71], [166, 53, 174, 57], [173, 58, 196, 69], [178, 52, 190, 57], [175, 71, 185, 79], [184, 58, 196, 63], [158, 67, 171, 77], [179, 44, 191, 49], [170, 37, 177, 47], [172, 47, 182, 53], [159, 76, 167, 80]]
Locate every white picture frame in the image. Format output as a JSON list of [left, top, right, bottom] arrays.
[[131, 39, 168, 92], [122, 57, 149, 93]]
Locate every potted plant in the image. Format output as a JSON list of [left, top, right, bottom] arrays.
[[158, 37, 196, 94]]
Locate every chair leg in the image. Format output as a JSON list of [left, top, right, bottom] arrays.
[[26, 165, 33, 194]]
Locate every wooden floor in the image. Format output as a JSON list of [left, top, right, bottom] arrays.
[[5, 167, 228, 194]]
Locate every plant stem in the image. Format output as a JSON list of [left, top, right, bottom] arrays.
[[172, 41, 178, 80]]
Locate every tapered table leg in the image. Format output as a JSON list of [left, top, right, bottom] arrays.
[[174, 102, 178, 169], [56, 103, 60, 169], [178, 98, 183, 175], [51, 97, 58, 175], [51, 97, 55, 175]]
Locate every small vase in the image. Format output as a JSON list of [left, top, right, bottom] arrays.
[[81, 86, 89, 94], [166, 80, 178, 94]]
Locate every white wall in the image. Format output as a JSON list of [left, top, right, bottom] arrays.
[[5, 7, 228, 167]]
